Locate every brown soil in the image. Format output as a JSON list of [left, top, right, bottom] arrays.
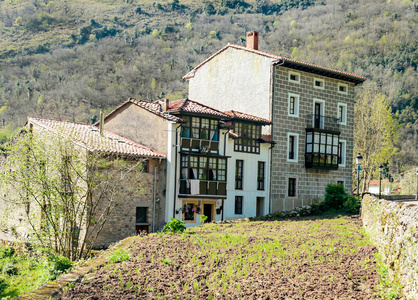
[[61, 216, 381, 299]]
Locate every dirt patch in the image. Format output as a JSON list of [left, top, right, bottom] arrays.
[[61, 216, 380, 299]]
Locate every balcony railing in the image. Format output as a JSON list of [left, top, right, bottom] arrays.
[[180, 137, 219, 153], [179, 179, 226, 196], [305, 114, 340, 133]]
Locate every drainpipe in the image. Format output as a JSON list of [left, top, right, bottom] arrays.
[[152, 158, 162, 233], [268, 63, 277, 214], [172, 124, 182, 219], [268, 142, 275, 214], [222, 128, 230, 221]]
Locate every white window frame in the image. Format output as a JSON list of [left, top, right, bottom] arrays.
[[288, 71, 300, 84], [337, 103, 347, 125], [287, 132, 299, 163], [313, 78, 325, 89], [313, 98, 325, 129], [286, 176, 298, 199], [338, 83, 348, 95], [338, 139, 346, 167], [288, 93, 299, 117]]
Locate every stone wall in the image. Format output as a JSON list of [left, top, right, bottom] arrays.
[[271, 66, 354, 212], [362, 195, 418, 299]]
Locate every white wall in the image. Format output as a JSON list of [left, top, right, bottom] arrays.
[[188, 47, 275, 131]]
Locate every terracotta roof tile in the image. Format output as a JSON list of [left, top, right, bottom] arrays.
[[166, 99, 230, 118], [261, 134, 274, 143], [224, 110, 271, 124], [183, 43, 366, 84], [28, 117, 165, 158]]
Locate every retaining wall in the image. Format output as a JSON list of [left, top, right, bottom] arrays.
[[361, 195, 418, 299]]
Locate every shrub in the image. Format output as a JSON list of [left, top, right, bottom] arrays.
[[163, 218, 186, 233], [344, 195, 361, 214], [200, 215, 208, 223], [2, 261, 18, 276], [323, 183, 347, 210], [108, 249, 130, 263], [46, 254, 72, 280], [0, 246, 15, 259]]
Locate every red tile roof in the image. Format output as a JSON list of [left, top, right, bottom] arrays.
[[183, 43, 366, 84], [28, 117, 165, 158], [260, 134, 274, 143], [369, 180, 390, 185], [166, 99, 230, 118], [224, 110, 271, 125]]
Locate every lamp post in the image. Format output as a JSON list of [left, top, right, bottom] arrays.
[[356, 153, 363, 197], [379, 164, 383, 199]]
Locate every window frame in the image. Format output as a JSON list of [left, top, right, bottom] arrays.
[[288, 93, 299, 117], [181, 116, 219, 141], [287, 133, 299, 163], [257, 161, 265, 191], [305, 131, 340, 169], [313, 78, 325, 89], [337, 103, 347, 125], [182, 200, 198, 223], [338, 83, 348, 94], [235, 196, 243, 215], [338, 139, 346, 167], [233, 122, 261, 154], [235, 160, 244, 190], [288, 71, 301, 84], [180, 155, 227, 182], [287, 177, 297, 197], [313, 98, 325, 129]]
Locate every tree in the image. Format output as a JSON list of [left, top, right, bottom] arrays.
[[354, 85, 399, 193], [0, 129, 145, 261]]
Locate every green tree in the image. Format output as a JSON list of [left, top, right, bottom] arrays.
[[354, 85, 399, 193]]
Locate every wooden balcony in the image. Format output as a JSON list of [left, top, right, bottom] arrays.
[[179, 179, 227, 196]]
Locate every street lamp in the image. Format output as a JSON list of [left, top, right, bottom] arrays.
[[379, 164, 383, 199], [356, 153, 363, 197]]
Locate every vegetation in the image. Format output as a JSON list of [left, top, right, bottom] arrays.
[[163, 218, 186, 233], [61, 216, 392, 299], [0, 0, 416, 173], [108, 249, 130, 263], [0, 245, 72, 299], [0, 129, 145, 261], [322, 183, 361, 214]]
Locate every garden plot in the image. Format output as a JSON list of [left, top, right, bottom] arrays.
[[62, 216, 382, 299]]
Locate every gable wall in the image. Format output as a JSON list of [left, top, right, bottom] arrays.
[[188, 47, 275, 128]]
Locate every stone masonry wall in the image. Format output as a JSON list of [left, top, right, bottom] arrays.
[[362, 195, 418, 299], [271, 66, 355, 212]]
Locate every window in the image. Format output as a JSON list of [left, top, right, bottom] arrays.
[[288, 71, 300, 84], [313, 99, 325, 129], [314, 78, 324, 89], [287, 133, 299, 162], [136, 207, 147, 223], [288, 178, 297, 197], [234, 122, 261, 154], [338, 139, 346, 167], [257, 161, 265, 190], [337, 181, 344, 186], [235, 196, 243, 214], [181, 116, 219, 141], [180, 155, 226, 181], [288, 93, 299, 117], [338, 83, 348, 94], [337, 103, 347, 125], [235, 160, 243, 190], [305, 131, 340, 169], [183, 202, 196, 222]]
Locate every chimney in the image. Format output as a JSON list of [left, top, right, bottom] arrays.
[[99, 109, 104, 136], [246, 31, 259, 50], [162, 98, 170, 111]]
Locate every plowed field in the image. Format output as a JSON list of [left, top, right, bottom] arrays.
[[62, 216, 382, 299]]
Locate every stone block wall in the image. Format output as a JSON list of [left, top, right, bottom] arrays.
[[270, 66, 355, 212], [362, 195, 418, 299]]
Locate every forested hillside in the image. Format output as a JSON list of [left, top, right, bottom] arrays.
[[0, 0, 417, 170]]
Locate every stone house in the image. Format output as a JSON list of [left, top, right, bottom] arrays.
[[102, 98, 274, 226], [0, 117, 166, 248], [183, 31, 367, 212]]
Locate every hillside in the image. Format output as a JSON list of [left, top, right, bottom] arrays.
[[0, 0, 417, 169]]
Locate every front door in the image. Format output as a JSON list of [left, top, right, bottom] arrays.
[[203, 203, 213, 223]]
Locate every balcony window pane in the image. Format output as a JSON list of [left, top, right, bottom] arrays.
[[327, 135, 332, 145], [307, 144, 312, 152], [314, 144, 319, 152], [307, 132, 312, 143], [321, 134, 326, 144], [326, 145, 332, 154], [320, 145, 325, 153], [314, 133, 319, 143]]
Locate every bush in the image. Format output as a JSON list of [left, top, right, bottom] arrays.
[[46, 254, 72, 280], [2, 262, 18, 276], [0, 246, 15, 259], [323, 183, 347, 210], [344, 195, 361, 214], [163, 218, 186, 233], [108, 249, 130, 263]]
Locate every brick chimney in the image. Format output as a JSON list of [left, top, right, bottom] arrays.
[[246, 31, 259, 50], [162, 98, 170, 111]]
